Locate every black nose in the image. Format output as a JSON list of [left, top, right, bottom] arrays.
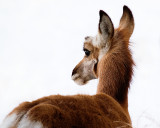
[[72, 68, 77, 76]]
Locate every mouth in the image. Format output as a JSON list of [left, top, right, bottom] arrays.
[[71, 74, 86, 85], [71, 74, 79, 80]]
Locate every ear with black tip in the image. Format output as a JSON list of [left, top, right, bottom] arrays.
[[99, 10, 114, 44], [119, 5, 134, 38]]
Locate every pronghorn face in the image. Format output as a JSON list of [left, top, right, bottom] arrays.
[[71, 37, 99, 85], [72, 10, 114, 85]]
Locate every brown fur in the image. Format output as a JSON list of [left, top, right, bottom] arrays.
[[97, 29, 134, 114], [9, 94, 131, 128], [97, 6, 134, 115], [2, 5, 134, 128], [72, 5, 134, 123]]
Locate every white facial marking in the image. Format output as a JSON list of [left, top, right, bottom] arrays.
[[0, 113, 17, 128], [92, 33, 107, 48], [85, 34, 109, 61], [84, 34, 105, 48], [85, 36, 99, 47], [74, 78, 84, 85], [18, 115, 43, 128], [85, 36, 101, 47], [98, 47, 109, 61], [83, 59, 97, 75], [92, 35, 101, 47], [92, 34, 109, 61], [72, 73, 84, 85]]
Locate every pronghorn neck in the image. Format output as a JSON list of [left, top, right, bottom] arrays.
[[97, 30, 134, 111]]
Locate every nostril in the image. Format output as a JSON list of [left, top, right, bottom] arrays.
[[72, 68, 77, 76]]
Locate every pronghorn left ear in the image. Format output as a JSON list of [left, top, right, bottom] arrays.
[[98, 10, 114, 45]]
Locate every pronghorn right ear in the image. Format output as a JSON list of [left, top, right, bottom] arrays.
[[119, 6, 134, 39], [98, 10, 114, 45]]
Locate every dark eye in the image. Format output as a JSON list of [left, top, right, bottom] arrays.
[[83, 48, 90, 56]]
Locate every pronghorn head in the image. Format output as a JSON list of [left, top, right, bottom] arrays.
[[72, 6, 134, 85]]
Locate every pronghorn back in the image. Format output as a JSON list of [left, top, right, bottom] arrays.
[[1, 94, 130, 128]]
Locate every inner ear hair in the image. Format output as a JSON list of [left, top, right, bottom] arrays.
[[99, 10, 114, 43]]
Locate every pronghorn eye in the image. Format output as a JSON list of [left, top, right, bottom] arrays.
[[83, 48, 90, 56]]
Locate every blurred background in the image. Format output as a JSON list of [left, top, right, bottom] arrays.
[[0, 0, 160, 127]]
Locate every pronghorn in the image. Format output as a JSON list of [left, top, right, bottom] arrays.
[[1, 5, 134, 128]]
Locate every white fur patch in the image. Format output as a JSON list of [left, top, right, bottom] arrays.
[[72, 59, 97, 85], [84, 35, 103, 48], [92, 33, 108, 48], [0, 113, 17, 128], [98, 47, 109, 61], [92, 35, 101, 47], [83, 59, 97, 75], [17, 115, 43, 128], [74, 78, 85, 85], [85, 34, 109, 61], [72, 73, 84, 85]]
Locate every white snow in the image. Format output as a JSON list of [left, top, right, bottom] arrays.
[[0, 0, 160, 127]]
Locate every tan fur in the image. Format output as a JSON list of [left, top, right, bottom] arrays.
[[1, 5, 134, 128]]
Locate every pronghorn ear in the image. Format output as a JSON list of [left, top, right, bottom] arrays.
[[98, 10, 114, 44], [119, 5, 134, 38]]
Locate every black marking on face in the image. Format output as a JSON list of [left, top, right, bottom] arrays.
[[85, 36, 90, 40]]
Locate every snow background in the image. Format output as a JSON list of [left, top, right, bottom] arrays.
[[0, 0, 160, 127]]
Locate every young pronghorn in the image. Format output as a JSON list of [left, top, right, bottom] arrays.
[[1, 5, 134, 128]]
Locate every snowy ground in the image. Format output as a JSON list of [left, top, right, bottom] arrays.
[[0, 0, 160, 127]]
